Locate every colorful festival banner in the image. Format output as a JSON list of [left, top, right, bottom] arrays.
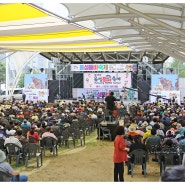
[[24, 74, 48, 102], [73, 88, 138, 101], [24, 74, 48, 89], [84, 72, 131, 89], [151, 74, 179, 91], [71, 63, 137, 72], [23, 89, 49, 103]]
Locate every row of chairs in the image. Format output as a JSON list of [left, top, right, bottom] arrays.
[[126, 145, 185, 178], [145, 143, 185, 175], [1, 136, 58, 168], [59, 118, 98, 148], [0, 118, 99, 170]]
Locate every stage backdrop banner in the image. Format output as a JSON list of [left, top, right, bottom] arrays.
[[24, 74, 49, 102], [24, 74, 48, 89], [72, 88, 138, 101], [84, 72, 131, 89], [151, 74, 179, 91], [23, 89, 49, 103]]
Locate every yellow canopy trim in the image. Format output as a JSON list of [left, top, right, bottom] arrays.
[[0, 41, 116, 48], [5, 46, 131, 52], [0, 3, 48, 22], [0, 30, 95, 41]]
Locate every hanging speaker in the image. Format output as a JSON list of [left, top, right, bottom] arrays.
[[52, 70, 56, 80]]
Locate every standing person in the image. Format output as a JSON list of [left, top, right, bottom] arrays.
[[0, 150, 28, 182], [113, 126, 129, 182], [89, 91, 93, 101], [22, 93, 26, 103], [82, 93, 85, 101], [105, 92, 116, 115]]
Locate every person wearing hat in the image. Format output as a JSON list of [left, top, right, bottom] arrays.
[[143, 125, 152, 143], [0, 149, 28, 181], [130, 119, 138, 129], [127, 125, 138, 142], [162, 129, 178, 146], [4, 130, 22, 153], [27, 125, 41, 144]]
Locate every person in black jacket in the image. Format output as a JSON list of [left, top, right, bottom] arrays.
[[105, 92, 116, 118], [127, 135, 147, 175]]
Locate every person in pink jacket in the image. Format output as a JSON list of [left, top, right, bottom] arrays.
[[113, 126, 129, 182]]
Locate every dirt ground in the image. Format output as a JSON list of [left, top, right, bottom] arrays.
[[16, 131, 161, 182]]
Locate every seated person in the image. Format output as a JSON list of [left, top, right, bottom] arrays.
[[0, 149, 28, 182], [162, 129, 178, 146], [161, 165, 185, 182], [127, 135, 148, 175], [27, 124, 41, 144], [127, 126, 138, 142], [159, 139, 180, 165], [4, 130, 23, 154], [143, 125, 152, 144], [15, 129, 28, 149], [0, 125, 7, 140], [145, 128, 162, 161], [42, 126, 58, 155]]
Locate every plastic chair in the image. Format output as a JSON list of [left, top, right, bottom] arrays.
[[158, 151, 182, 175], [128, 149, 148, 177], [28, 136, 37, 143], [21, 128, 30, 137], [67, 127, 76, 148], [41, 137, 58, 156], [100, 126, 112, 141], [24, 143, 42, 168], [0, 138, 5, 152], [145, 144, 162, 162], [74, 129, 85, 147], [4, 143, 22, 167], [60, 129, 70, 148]]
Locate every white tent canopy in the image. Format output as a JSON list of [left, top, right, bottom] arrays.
[[0, 3, 185, 62]]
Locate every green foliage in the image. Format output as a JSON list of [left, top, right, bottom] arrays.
[[0, 62, 6, 83], [17, 70, 40, 88], [17, 73, 27, 88], [170, 59, 185, 77]]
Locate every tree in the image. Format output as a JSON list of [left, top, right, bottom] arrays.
[[171, 59, 185, 77], [17, 70, 40, 88], [0, 62, 6, 84], [17, 72, 28, 88]]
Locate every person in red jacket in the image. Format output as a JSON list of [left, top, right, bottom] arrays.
[[113, 126, 129, 182]]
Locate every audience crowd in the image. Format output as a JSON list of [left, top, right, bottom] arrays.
[[0, 98, 185, 181]]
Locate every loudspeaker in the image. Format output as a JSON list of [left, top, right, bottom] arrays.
[[132, 72, 138, 88], [73, 73, 83, 88], [52, 70, 56, 80]]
